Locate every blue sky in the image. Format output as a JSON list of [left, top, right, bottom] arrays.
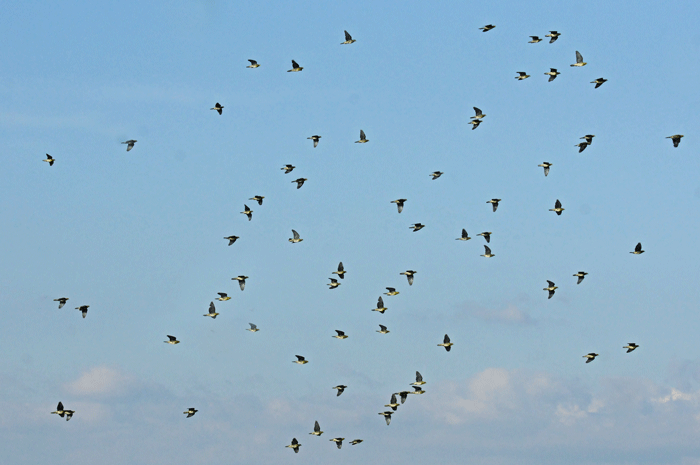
[[3, 0, 700, 463]]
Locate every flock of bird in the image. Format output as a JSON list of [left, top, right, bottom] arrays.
[[40, 24, 681, 455]]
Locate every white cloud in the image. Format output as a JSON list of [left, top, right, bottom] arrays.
[[65, 366, 134, 397]]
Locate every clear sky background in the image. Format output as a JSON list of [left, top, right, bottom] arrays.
[[3, 0, 700, 463]]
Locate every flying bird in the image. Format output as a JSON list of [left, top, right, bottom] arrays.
[[479, 24, 495, 32], [411, 385, 426, 394], [288, 60, 303, 72], [410, 223, 425, 232], [478, 232, 492, 243], [122, 140, 137, 151], [232, 275, 248, 290], [216, 293, 231, 301], [289, 229, 303, 243], [544, 68, 560, 82], [333, 262, 346, 279], [333, 330, 348, 339], [286, 438, 301, 453], [457, 228, 471, 241], [203, 302, 219, 318], [430, 171, 444, 180], [355, 129, 369, 143], [164, 335, 180, 344], [412, 371, 426, 386], [307, 135, 321, 147], [75, 305, 89, 318], [51, 401, 73, 420], [249, 195, 264, 205], [528, 36, 542, 43], [224, 235, 239, 246], [667, 134, 684, 147], [241, 205, 253, 221], [292, 178, 308, 189], [373, 296, 388, 313], [438, 334, 453, 351], [583, 353, 599, 363], [54, 297, 68, 309], [341, 30, 356, 44], [391, 198, 407, 213], [379, 411, 393, 425], [538, 162, 552, 176], [472, 107, 486, 120], [293, 355, 308, 364], [247, 323, 259, 332], [210, 102, 223, 115], [573, 271, 588, 284], [385, 394, 400, 411], [591, 78, 607, 88], [350, 439, 363, 445], [246, 59, 260, 68], [470, 119, 482, 130], [281, 164, 295, 173], [328, 278, 341, 289], [545, 31, 561, 43], [330, 438, 345, 449], [43, 154, 55, 166], [487, 199, 501, 212], [581, 134, 595, 145], [384, 287, 399, 296], [623, 343, 639, 353], [397, 391, 410, 404], [515, 71, 530, 80], [543, 280, 558, 299], [575, 142, 588, 153], [481, 245, 495, 258], [571, 51, 587, 67], [310, 420, 323, 436], [333, 385, 347, 396], [183, 408, 198, 418], [550, 199, 564, 215], [630, 242, 644, 254], [376, 324, 390, 334], [400, 270, 416, 286]]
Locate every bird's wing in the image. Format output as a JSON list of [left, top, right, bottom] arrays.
[[377, 296, 384, 307], [484, 245, 491, 254], [407, 274, 414, 286], [444, 334, 450, 343], [344, 30, 352, 41], [555, 199, 561, 208], [209, 302, 216, 313], [249, 323, 257, 330], [360, 129, 365, 139], [474, 107, 482, 116], [416, 371, 423, 382], [292, 230, 299, 239], [248, 59, 257, 65], [296, 355, 305, 361], [292, 60, 299, 68], [576, 51, 583, 63]]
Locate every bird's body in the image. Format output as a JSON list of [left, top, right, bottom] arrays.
[[623, 343, 639, 353], [330, 438, 344, 449], [249, 195, 264, 205], [384, 287, 399, 296], [307, 135, 321, 147], [391, 199, 407, 213], [438, 334, 453, 351], [631, 242, 644, 254], [410, 223, 425, 232], [165, 335, 180, 344], [667, 135, 684, 147], [528, 36, 542, 43], [232, 275, 248, 290], [293, 178, 307, 189], [122, 140, 137, 151], [43, 154, 55, 166], [481, 245, 495, 258], [538, 162, 552, 176], [288, 60, 303, 72], [289, 229, 303, 243], [341, 30, 356, 44], [550, 199, 564, 215], [515, 71, 530, 80], [286, 438, 301, 453], [216, 293, 230, 301], [282, 164, 295, 174], [75, 305, 89, 318], [355, 129, 368, 143], [480, 24, 495, 32], [183, 408, 198, 418], [333, 330, 348, 339], [411, 385, 426, 395], [224, 235, 239, 246], [543, 280, 558, 299], [377, 324, 390, 334], [333, 385, 347, 396], [293, 355, 308, 364], [545, 31, 560, 43], [487, 199, 501, 212], [430, 171, 443, 180], [591, 78, 607, 88], [400, 270, 416, 286], [204, 302, 219, 318], [573, 271, 588, 284], [310, 420, 323, 436], [246, 59, 260, 68], [333, 261, 346, 279], [583, 353, 599, 363], [241, 205, 253, 221], [210, 103, 223, 115], [247, 323, 259, 332], [54, 297, 68, 309], [457, 228, 471, 241], [373, 296, 387, 313], [478, 232, 492, 243], [328, 278, 341, 289], [545, 68, 560, 82], [571, 51, 587, 67]]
